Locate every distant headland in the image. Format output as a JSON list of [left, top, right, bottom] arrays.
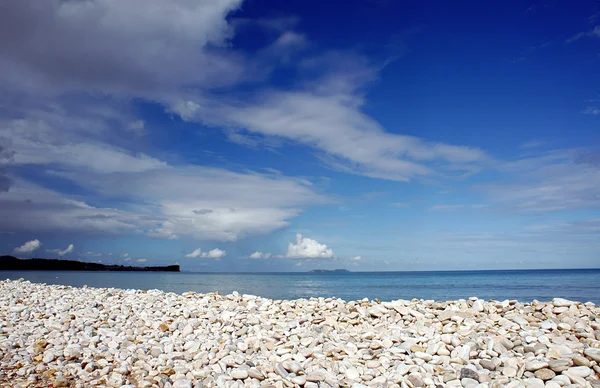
[[0, 256, 180, 272], [309, 269, 350, 273]]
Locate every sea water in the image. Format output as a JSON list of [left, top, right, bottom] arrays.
[[2, 269, 599, 304]]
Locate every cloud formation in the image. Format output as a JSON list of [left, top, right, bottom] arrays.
[[566, 26, 600, 43], [0, 0, 245, 96], [185, 248, 227, 259], [173, 53, 488, 182], [286, 234, 334, 259], [49, 244, 74, 256], [483, 149, 600, 212], [13, 239, 41, 254], [249, 251, 272, 259]]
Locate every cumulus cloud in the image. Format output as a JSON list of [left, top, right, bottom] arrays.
[[286, 234, 334, 259], [352, 256, 362, 261], [14, 239, 41, 254], [136, 258, 147, 263], [249, 251, 272, 259], [185, 248, 227, 259], [49, 244, 74, 256]]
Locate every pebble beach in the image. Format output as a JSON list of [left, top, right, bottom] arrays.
[[1, 279, 600, 388]]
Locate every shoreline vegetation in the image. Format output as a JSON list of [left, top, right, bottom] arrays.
[[1, 280, 600, 388], [0, 255, 180, 272]]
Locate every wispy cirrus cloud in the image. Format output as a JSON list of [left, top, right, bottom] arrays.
[[582, 107, 600, 115], [566, 25, 600, 43], [481, 149, 600, 212], [172, 52, 488, 182]]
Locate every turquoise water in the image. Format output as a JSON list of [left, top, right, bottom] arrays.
[[2, 269, 599, 304]]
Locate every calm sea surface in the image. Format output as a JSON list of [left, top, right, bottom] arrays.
[[2, 269, 599, 304]]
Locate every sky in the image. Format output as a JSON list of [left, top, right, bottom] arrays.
[[0, 0, 599, 272]]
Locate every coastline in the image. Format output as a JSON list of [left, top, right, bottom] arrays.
[[1, 279, 599, 388]]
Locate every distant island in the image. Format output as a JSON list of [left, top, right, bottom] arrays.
[[0, 256, 180, 272], [309, 269, 350, 273]]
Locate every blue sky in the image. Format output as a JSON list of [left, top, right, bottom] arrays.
[[0, 0, 599, 271]]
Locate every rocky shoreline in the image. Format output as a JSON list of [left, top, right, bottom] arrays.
[[1, 279, 599, 388]]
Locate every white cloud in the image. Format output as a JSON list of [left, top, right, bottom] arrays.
[[583, 107, 600, 115], [171, 52, 488, 182], [249, 251, 272, 259], [352, 256, 362, 261], [482, 149, 600, 212], [3, 118, 166, 174], [0, 181, 155, 236], [0, 0, 246, 96], [14, 239, 41, 254], [136, 258, 147, 263], [286, 233, 334, 259], [566, 26, 600, 43], [185, 248, 227, 259], [51, 165, 329, 241], [124, 257, 131, 262], [81, 251, 102, 257], [121, 253, 129, 258], [49, 244, 74, 256], [185, 248, 203, 258]]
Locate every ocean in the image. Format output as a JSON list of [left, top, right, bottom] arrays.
[[2, 269, 599, 304]]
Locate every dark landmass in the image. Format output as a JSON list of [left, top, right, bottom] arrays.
[[309, 269, 350, 273], [0, 256, 180, 272]]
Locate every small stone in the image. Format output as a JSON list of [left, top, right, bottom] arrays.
[[563, 366, 591, 378], [346, 367, 360, 380], [480, 360, 496, 371], [52, 376, 68, 387], [460, 368, 479, 381], [584, 348, 600, 363], [533, 368, 555, 381], [42, 351, 55, 363], [159, 323, 169, 332], [502, 367, 517, 378], [461, 377, 478, 387], [306, 372, 326, 382], [525, 361, 548, 371], [291, 376, 306, 385], [408, 373, 424, 387], [274, 364, 288, 377], [231, 369, 249, 380], [248, 368, 264, 380], [366, 360, 381, 368], [552, 298, 573, 307], [572, 354, 591, 367], [172, 379, 192, 388], [548, 359, 572, 373]]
